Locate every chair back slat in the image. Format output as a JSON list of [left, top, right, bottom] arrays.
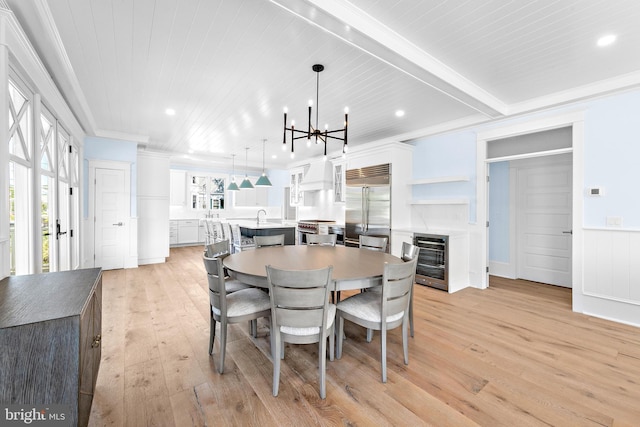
[[254, 234, 285, 248], [359, 235, 388, 252], [306, 234, 337, 246], [203, 255, 228, 313], [272, 287, 327, 308], [276, 307, 325, 329], [401, 242, 419, 262], [205, 239, 231, 258]]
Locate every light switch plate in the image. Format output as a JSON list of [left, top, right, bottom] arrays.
[[606, 216, 623, 226]]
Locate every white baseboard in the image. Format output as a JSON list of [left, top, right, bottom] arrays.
[[489, 260, 515, 278]]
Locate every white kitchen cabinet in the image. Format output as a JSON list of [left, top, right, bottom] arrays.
[[178, 219, 199, 244], [233, 177, 268, 207], [198, 222, 207, 243], [169, 221, 178, 245], [138, 152, 170, 265], [289, 168, 304, 206], [170, 170, 187, 206], [332, 161, 346, 203]]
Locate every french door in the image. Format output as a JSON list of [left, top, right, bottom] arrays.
[[8, 71, 79, 275]]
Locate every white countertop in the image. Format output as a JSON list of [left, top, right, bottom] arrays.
[[395, 228, 469, 237], [236, 221, 296, 230]]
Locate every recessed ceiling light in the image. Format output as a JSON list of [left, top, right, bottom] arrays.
[[597, 34, 617, 47], [165, 108, 176, 116], [395, 110, 405, 117], [271, 154, 277, 159]]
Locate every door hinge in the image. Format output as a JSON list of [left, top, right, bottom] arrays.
[[486, 221, 489, 227], [486, 266, 489, 273], [487, 175, 490, 182], [70, 229, 73, 238], [69, 145, 72, 153], [69, 187, 73, 196]]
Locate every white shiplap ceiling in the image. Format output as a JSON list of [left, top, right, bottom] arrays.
[[6, 0, 640, 168]]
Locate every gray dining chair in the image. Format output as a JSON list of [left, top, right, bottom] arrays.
[[230, 223, 256, 252], [336, 257, 418, 383], [254, 234, 285, 248], [221, 222, 233, 243], [359, 235, 388, 252], [265, 265, 335, 399], [364, 242, 420, 342], [400, 242, 420, 338], [204, 254, 271, 373], [306, 233, 337, 246], [306, 234, 339, 302], [204, 238, 231, 258]]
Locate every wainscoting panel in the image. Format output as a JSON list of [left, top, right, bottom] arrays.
[[583, 228, 640, 304]]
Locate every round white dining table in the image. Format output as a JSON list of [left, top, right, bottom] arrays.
[[223, 245, 403, 291]]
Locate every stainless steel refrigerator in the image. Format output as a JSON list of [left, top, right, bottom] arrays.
[[344, 163, 391, 251]]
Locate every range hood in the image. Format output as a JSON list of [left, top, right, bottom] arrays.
[[299, 161, 333, 191]]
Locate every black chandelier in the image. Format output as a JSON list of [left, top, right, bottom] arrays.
[[282, 64, 348, 159]]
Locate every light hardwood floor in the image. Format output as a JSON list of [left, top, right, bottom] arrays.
[[88, 245, 640, 426]]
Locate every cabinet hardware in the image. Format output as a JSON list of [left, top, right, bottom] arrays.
[[91, 334, 102, 348]]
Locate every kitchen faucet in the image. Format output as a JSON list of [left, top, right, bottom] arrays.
[[257, 209, 267, 224]]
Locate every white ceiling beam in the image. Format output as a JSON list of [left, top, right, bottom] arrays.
[[270, 0, 509, 118]]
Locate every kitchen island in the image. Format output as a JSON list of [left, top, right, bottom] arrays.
[[237, 221, 296, 245]]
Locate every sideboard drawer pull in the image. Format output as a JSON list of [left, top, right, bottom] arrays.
[[91, 334, 102, 348]]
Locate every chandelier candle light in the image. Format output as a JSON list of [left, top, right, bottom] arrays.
[[282, 64, 348, 160]]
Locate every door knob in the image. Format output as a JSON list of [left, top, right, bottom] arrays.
[[562, 230, 573, 235], [112, 222, 124, 226]]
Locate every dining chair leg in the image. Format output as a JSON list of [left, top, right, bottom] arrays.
[[336, 316, 344, 359], [209, 314, 216, 355], [328, 325, 335, 361], [319, 336, 327, 399], [409, 294, 415, 338], [272, 332, 281, 396], [381, 326, 387, 383], [218, 321, 227, 374], [402, 318, 409, 365], [250, 319, 258, 338], [366, 328, 373, 343]]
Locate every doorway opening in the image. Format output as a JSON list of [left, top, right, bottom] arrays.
[[477, 110, 585, 313]]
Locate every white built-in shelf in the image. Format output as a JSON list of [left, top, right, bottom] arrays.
[[410, 199, 469, 205], [410, 175, 469, 185]]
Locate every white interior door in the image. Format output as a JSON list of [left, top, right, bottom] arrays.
[[516, 155, 572, 287], [95, 167, 129, 270]]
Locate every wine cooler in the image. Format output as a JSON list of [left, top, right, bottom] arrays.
[[413, 233, 448, 291]]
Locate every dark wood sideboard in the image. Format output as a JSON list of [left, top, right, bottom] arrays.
[[0, 268, 102, 427]]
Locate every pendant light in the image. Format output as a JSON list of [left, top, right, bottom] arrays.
[[227, 154, 239, 191], [254, 139, 272, 187], [239, 147, 254, 189]]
